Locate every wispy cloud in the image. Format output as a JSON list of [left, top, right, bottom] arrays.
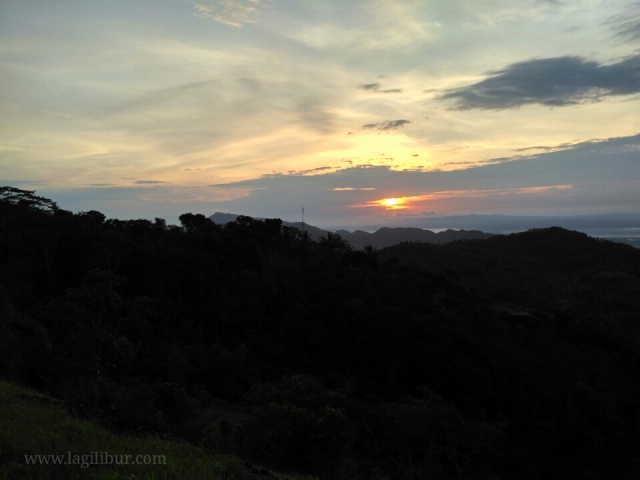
[[513, 145, 567, 152], [607, 2, 640, 44], [441, 55, 640, 110], [359, 83, 403, 93], [256, 166, 336, 179], [277, 0, 439, 51], [465, 0, 565, 25], [362, 119, 411, 130], [134, 180, 170, 185], [194, 0, 264, 28]]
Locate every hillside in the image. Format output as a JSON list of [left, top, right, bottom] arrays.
[[381, 227, 640, 305], [0, 379, 239, 480], [2, 187, 640, 480]]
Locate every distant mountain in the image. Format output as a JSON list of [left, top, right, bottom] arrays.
[[208, 212, 241, 225], [208, 212, 493, 249], [340, 212, 640, 248], [370, 212, 640, 235], [336, 227, 493, 250]]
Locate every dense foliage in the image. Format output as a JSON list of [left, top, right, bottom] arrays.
[[1, 186, 640, 479]]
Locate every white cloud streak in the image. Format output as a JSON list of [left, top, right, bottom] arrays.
[[194, 0, 264, 27]]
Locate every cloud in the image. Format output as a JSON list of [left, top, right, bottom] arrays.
[[194, 0, 263, 28], [134, 180, 170, 185], [278, 1, 438, 51], [607, 2, 640, 44], [351, 184, 574, 210], [359, 83, 403, 93], [109, 79, 219, 115], [362, 119, 411, 130], [512, 141, 582, 152], [206, 134, 640, 225], [440, 55, 640, 110], [256, 166, 335, 179]]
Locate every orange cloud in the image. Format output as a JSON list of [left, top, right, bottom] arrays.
[[350, 185, 574, 211]]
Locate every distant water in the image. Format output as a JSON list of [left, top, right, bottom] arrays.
[[585, 227, 640, 238], [585, 228, 640, 248], [352, 227, 461, 234]]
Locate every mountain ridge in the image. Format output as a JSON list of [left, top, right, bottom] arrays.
[[208, 212, 493, 249], [210, 211, 640, 248]]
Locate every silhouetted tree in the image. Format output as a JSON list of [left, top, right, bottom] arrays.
[[0, 186, 58, 213], [319, 231, 352, 251], [179, 213, 209, 232]]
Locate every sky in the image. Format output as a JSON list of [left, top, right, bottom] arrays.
[[1, 0, 640, 228]]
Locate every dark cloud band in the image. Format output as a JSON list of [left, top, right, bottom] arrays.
[[362, 119, 411, 130], [440, 54, 640, 110], [359, 83, 403, 94]]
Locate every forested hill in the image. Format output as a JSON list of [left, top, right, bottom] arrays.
[[209, 211, 493, 248], [2, 186, 640, 480], [382, 227, 640, 325]]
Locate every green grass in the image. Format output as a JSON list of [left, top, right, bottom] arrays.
[[0, 379, 236, 480]]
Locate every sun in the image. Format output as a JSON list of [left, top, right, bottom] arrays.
[[377, 197, 407, 210], [351, 196, 411, 211]]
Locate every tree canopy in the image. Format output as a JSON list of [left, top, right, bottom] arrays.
[[1, 187, 640, 479]]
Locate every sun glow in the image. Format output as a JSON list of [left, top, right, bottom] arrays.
[[376, 197, 408, 210], [349, 196, 412, 210]]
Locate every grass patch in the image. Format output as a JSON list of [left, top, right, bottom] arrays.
[[0, 379, 235, 480]]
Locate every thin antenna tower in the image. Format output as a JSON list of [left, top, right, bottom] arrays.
[[302, 205, 305, 231]]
